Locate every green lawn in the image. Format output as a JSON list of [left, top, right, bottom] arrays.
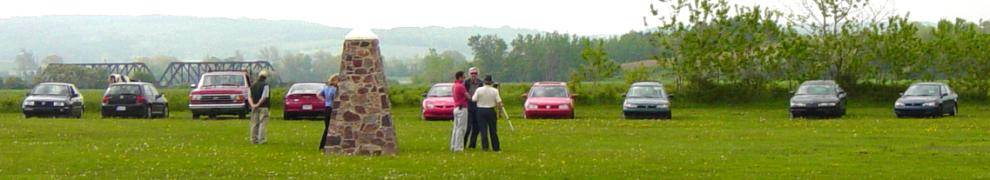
[[1, 104, 989, 178]]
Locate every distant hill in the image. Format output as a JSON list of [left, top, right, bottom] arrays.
[[0, 15, 543, 63]]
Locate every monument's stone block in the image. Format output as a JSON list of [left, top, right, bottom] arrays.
[[324, 29, 397, 155]]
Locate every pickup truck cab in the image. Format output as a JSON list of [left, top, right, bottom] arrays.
[[189, 71, 251, 119]]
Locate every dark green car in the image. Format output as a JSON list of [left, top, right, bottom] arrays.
[[789, 80, 847, 118]]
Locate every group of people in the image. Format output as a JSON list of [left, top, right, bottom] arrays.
[[243, 68, 504, 153], [450, 67, 503, 152]]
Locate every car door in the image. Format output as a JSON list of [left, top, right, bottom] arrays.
[[69, 85, 84, 113], [941, 85, 957, 110], [144, 85, 164, 112]]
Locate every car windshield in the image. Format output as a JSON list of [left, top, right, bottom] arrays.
[[30, 84, 70, 95], [107, 85, 141, 95], [796, 85, 835, 95], [428, 85, 452, 97], [626, 86, 664, 98], [530, 86, 568, 98], [200, 75, 245, 87], [904, 85, 940, 96], [289, 84, 324, 94]]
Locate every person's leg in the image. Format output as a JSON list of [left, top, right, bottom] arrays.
[[250, 109, 260, 144], [258, 108, 269, 144], [489, 112, 500, 151], [467, 103, 480, 148], [479, 108, 492, 150], [450, 107, 466, 151], [320, 107, 331, 150]]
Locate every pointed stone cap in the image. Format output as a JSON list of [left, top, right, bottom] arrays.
[[344, 28, 379, 40]]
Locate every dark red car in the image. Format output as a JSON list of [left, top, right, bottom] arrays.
[[284, 83, 328, 120], [523, 82, 575, 119], [421, 83, 455, 120]]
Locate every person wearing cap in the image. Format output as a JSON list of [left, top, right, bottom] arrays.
[[463, 67, 484, 148], [317, 74, 339, 150], [471, 75, 502, 151], [249, 70, 271, 144], [450, 71, 470, 152]]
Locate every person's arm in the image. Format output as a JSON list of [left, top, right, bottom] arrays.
[[246, 87, 256, 108], [495, 89, 503, 107], [317, 88, 326, 102], [254, 85, 270, 108], [472, 89, 480, 102]]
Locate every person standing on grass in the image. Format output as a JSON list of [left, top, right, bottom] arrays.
[[317, 74, 339, 150], [450, 71, 470, 152], [471, 75, 502, 151], [463, 67, 484, 148], [249, 70, 271, 144]]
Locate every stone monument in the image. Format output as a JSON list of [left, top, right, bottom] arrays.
[[323, 29, 397, 155]]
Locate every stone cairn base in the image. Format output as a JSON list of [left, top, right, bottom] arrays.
[[323, 30, 397, 155]]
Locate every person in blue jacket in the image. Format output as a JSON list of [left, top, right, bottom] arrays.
[[318, 74, 339, 150]]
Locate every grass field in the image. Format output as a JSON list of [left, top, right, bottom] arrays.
[[1, 103, 989, 178]]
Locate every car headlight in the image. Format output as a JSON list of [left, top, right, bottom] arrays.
[[559, 104, 570, 110], [53, 101, 65, 107], [895, 102, 905, 107], [818, 102, 837, 107], [23, 101, 34, 106], [923, 102, 937, 107], [191, 95, 202, 100], [790, 102, 806, 107], [623, 102, 637, 108], [425, 102, 436, 109], [525, 103, 537, 109]]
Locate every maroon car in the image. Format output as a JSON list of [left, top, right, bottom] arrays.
[[284, 83, 328, 120], [189, 71, 251, 119], [421, 83, 455, 120]]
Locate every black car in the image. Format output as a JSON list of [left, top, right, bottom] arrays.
[[622, 82, 672, 119], [789, 80, 847, 118], [894, 82, 958, 118], [22, 83, 85, 118], [101, 82, 169, 118]]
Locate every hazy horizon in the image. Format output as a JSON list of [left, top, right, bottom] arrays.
[[2, 0, 989, 36]]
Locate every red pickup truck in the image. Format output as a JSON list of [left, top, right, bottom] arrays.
[[189, 71, 252, 119]]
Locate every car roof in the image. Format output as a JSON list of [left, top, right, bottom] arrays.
[[111, 82, 152, 85], [291, 83, 325, 86], [631, 82, 662, 86], [38, 82, 73, 86], [533, 82, 566, 86], [801, 80, 837, 86], [433, 83, 453, 86], [912, 82, 946, 86], [203, 71, 248, 75]]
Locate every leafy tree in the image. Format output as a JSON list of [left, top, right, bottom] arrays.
[[41, 54, 64, 68], [467, 35, 508, 80], [574, 40, 619, 89], [14, 49, 37, 78]]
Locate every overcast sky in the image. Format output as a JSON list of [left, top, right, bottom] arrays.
[[0, 0, 987, 35]]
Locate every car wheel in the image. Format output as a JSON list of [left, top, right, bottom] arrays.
[[76, 109, 83, 119], [143, 106, 153, 119], [790, 113, 800, 119], [238, 113, 247, 119], [285, 113, 295, 120], [949, 103, 957, 116], [23, 114, 30, 119], [192, 114, 200, 119], [161, 106, 169, 118]]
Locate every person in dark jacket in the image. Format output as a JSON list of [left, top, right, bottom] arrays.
[[249, 70, 271, 144], [463, 67, 484, 148]]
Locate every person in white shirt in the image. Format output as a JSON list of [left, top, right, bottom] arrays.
[[471, 75, 502, 151]]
